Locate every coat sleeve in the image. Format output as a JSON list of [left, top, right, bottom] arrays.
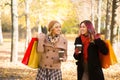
[[73, 37, 83, 60], [63, 39, 68, 62], [94, 38, 108, 55], [37, 33, 45, 53]]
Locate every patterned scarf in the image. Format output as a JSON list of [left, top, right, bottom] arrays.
[[81, 35, 90, 63], [48, 35, 60, 44]]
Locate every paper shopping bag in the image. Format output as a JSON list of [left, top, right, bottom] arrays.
[[22, 38, 36, 65], [105, 40, 118, 65], [99, 51, 111, 69], [27, 39, 41, 69], [99, 40, 118, 69]]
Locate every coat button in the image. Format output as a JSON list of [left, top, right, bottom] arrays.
[[45, 65, 47, 67], [50, 65, 52, 67], [51, 57, 54, 59], [53, 50, 55, 52], [46, 56, 48, 58], [64, 42, 66, 44], [47, 49, 49, 51]]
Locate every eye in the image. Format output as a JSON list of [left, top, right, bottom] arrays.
[[80, 26, 84, 28], [81, 25, 86, 28], [55, 26, 61, 28]]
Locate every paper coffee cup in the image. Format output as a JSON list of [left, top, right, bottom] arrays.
[[58, 51, 64, 59], [75, 44, 82, 53]]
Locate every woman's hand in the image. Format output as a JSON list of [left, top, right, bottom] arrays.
[[75, 48, 80, 55]]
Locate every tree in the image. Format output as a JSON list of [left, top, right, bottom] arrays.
[[0, 1, 6, 44], [0, 0, 10, 44], [105, 0, 112, 40], [11, 0, 18, 62], [97, 0, 102, 33], [24, 0, 32, 49], [110, 0, 119, 44], [91, 0, 95, 27], [0, 6, 3, 44]]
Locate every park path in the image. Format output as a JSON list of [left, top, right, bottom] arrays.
[[0, 40, 120, 80], [0, 40, 77, 80]]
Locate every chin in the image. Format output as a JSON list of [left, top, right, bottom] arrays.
[[81, 33, 85, 35]]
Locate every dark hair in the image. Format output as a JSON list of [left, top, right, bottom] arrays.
[[79, 20, 96, 41], [80, 20, 95, 35]]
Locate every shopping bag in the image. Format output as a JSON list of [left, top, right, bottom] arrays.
[[27, 38, 41, 69], [99, 40, 118, 69], [106, 40, 118, 65], [22, 38, 36, 65]]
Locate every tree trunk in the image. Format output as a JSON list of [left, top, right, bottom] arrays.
[[0, 7, 3, 44], [11, 0, 18, 62], [97, 0, 102, 33], [105, 0, 111, 40], [25, 0, 31, 49], [91, 0, 95, 27], [110, 0, 118, 44]]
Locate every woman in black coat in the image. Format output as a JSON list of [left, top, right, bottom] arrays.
[[73, 20, 108, 80]]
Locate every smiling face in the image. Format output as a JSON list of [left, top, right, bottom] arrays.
[[80, 23, 88, 35], [51, 23, 61, 36]]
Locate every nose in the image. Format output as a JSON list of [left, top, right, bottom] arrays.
[[80, 27, 84, 30], [58, 27, 61, 30]]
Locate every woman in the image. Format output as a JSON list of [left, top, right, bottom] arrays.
[[36, 20, 68, 80], [73, 20, 108, 80]]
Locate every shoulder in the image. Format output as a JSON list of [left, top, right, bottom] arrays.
[[94, 38, 103, 43], [74, 36, 82, 45], [60, 35, 67, 41], [75, 36, 80, 41], [94, 38, 106, 46], [58, 35, 68, 46]]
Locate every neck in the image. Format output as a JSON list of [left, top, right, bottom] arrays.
[[50, 33, 59, 38], [81, 34, 88, 37]]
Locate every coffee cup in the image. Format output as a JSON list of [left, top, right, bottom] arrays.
[[58, 51, 64, 60], [75, 44, 82, 53]]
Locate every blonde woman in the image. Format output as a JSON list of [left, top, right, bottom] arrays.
[[36, 20, 68, 80]]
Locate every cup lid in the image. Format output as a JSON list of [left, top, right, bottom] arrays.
[[76, 44, 82, 47], [58, 51, 64, 53]]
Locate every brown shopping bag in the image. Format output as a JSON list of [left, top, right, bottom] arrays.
[[99, 40, 118, 69]]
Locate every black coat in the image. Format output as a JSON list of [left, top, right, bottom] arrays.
[[73, 36, 108, 80]]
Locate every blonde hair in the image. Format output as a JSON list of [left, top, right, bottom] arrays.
[[48, 20, 60, 32]]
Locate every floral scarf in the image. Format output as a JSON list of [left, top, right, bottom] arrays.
[[48, 35, 60, 44]]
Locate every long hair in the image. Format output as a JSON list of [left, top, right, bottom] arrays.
[[79, 20, 96, 41]]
